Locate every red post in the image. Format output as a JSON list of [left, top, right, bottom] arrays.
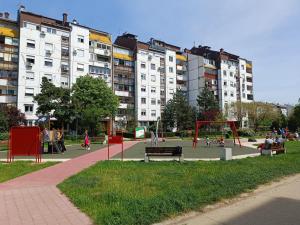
[[107, 139, 110, 160], [122, 141, 124, 161]]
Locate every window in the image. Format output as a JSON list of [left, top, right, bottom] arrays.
[[77, 49, 84, 57], [141, 109, 146, 116], [169, 78, 174, 84], [151, 63, 156, 70], [151, 110, 156, 117], [157, 99, 161, 105], [45, 43, 53, 52], [169, 89, 174, 95], [141, 73, 146, 80], [61, 76, 69, 87], [44, 58, 53, 67], [223, 70, 227, 76], [46, 27, 56, 34], [224, 91, 228, 96], [151, 87, 156, 93], [230, 72, 233, 77], [241, 65, 245, 70], [24, 104, 33, 113], [151, 98, 156, 105], [77, 35, 84, 43], [151, 75, 156, 82], [141, 98, 146, 104], [26, 72, 34, 80], [169, 67, 174, 73], [89, 66, 110, 75], [169, 56, 173, 62], [230, 92, 234, 97], [77, 63, 84, 71], [26, 56, 35, 64], [141, 62, 146, 69], [230, 81, 234, 87], [223, 81, 227, 86], [26, 39, 35, 48], [25, 88, 34, 96], [141, 86, 146, 92]]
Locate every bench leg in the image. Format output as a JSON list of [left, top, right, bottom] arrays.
[[144, 153, 149, 163], [179, 154, 184, 162]]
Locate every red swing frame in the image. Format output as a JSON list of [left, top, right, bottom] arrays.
[[193, 121, 241, 148]]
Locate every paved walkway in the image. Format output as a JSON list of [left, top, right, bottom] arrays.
[[0, 141, 139, 225], [158, 173, 300, 225]]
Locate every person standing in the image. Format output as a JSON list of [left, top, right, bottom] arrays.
[[58, 128, 66, 153], [84, 129, 90, 151]]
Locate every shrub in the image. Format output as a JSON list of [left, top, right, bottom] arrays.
[[248, 138, 257, 142], [0, 132, 9, 141]]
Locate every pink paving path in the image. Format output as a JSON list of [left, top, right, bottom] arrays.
[[0, 141, 139, 225]]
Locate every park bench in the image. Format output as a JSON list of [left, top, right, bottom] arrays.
[[260, 143, 286, 156], [144, 146, 183, 162]]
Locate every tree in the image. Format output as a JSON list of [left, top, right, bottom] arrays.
[[231, 102, 280, 131], [162, 91, 196, 131], [34, 77, 60, 116], [288, 104, 300, 131], [34, 77, 74, 127], [197, 86, 220, 121], [72, 76, 119, 134], [0, 105, 25, 131]]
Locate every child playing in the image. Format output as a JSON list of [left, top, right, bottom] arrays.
[[83, 129, 90, 150]]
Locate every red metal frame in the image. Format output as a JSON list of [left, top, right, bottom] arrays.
[[193, 121, 241, 148], [8, 126, 42, 163], [107, 135, 124, 160]]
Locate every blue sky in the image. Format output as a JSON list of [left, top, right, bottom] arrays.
[[2, 0, 300, 105]]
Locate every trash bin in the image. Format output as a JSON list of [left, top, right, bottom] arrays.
[[221, 148, 232, 161]]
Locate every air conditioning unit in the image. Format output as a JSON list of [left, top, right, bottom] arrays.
[[26, 62, 33, 67]]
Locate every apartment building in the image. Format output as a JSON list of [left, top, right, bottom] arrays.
[[0, 12, 19, 106], [113, 45, 135, 126], [187, 45, 254, 125], [176, 52, 188, 96], [16, 7, 112, 125], [115, 34, 182, 126]]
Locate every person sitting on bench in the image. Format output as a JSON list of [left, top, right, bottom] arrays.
[[264, 136, 274, 150]]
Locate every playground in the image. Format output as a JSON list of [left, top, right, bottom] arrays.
[[113, 139, 259, 160]]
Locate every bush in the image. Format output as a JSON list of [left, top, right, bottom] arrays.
[[123, 132, 134, 139], [0, 132, 9, 141], [248, 138, 257, 142], [238, 128, 255, 137]]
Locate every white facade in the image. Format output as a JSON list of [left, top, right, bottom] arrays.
[[17, 20, 71, 122], [136, 49, 162, 124], [164, 49, 177, 103], [69, 24, 89, 85]]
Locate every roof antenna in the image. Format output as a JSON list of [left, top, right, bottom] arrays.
[[193, 41, 196, 47]]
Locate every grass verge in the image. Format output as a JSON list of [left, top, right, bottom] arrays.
[[0, 161, 57, 183], [58, 141, 300, 225]]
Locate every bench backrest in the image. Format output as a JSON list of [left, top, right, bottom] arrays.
[[145, 146, 182, 155]]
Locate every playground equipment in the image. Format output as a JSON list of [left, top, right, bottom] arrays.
[[193, 121, 241, 149], [8, 126, 42, 163]]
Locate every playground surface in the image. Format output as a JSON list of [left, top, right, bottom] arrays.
[[113, 139, 259, 160], [0, 143, 106, 161]]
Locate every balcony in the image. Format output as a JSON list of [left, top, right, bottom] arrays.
[[118, 103, 128, 109], [115, 90, 129, 97], [176, 75, 187, 81], [90, 47, 111, 57]]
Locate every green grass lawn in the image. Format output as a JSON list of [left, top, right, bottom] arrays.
[[59, 141, 300, 225], [0, 161, 57, 183]]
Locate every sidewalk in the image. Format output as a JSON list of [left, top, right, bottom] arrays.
[[0, 141, 139, 225], [158, 173, 300, 225]]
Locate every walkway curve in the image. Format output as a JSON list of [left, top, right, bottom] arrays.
[[0, 141, 139, 225]]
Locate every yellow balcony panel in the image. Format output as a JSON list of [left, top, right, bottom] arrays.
[[176, 54, 187, 61], [89, 32, 111, 44], [113, 52, 133, 61], [204, 64, 217, 69], [0, 27, 19, 38], [246, 63, 252, 68]]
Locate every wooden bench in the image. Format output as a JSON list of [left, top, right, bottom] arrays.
[[145, 146, 183, 162], [260, 143, 286, 156]]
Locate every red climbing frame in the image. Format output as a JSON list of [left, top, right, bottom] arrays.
[[193, 121, 241, 148]]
